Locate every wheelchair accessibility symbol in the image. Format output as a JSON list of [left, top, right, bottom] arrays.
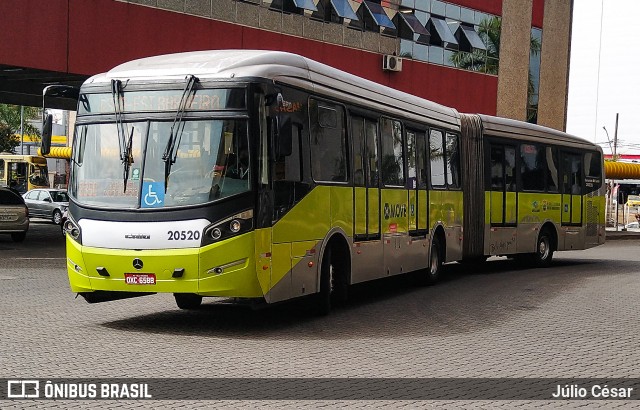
[[141, 182, 164, 208]]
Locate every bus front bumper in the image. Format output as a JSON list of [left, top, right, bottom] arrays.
[[66, 232, 265, 299]]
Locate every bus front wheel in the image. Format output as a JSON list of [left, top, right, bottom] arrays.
[[174, 293, 202, 310]]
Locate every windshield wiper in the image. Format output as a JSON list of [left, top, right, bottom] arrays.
[[122, 127, 134, 192], [162, 75, 199, 192], [111, 79, 134, 192]]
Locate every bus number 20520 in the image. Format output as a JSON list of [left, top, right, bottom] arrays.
[[167, 230, 201, 241]]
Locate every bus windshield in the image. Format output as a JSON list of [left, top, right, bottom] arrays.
[[69, 118, 250, 209]]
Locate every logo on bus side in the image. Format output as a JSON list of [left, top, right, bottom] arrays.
[[383, 203, 407, 220]]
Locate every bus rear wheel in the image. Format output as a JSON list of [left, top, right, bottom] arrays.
[[174, 293, 202, 310], [531, 229, 554, 267], [418, 239, 442, 285]]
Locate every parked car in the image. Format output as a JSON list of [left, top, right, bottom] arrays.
[[0, 187, 29, 242], [22, 188, 69, 225], [625, 221, 640, 229]]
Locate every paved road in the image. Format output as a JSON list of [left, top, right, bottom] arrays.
[[2, 221, 640, 408]]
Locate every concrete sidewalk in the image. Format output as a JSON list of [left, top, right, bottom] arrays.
[[606, 228, 640, 240]]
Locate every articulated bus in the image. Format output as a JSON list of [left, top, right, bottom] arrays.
[[43, 50, 605, 312], [0, 153, 49, 193]]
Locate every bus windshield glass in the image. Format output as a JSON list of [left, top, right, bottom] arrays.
[[69, 119, 250, 209]]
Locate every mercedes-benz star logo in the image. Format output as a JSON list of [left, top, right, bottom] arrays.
[[132, 258, 144, 270]]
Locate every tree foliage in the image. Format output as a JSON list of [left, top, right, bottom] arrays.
[[0, 104, 41, 153]]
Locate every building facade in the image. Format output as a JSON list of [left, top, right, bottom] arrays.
[[115, 0, 572, 131]]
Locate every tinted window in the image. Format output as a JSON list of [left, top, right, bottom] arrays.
[[563, 154, 583, 195], [490, 145, 504, 190], [546, 146, 559, 192], [380, 118, 404, 186], [310, 99, 347, 182], [274, 124, 301, 182], [505, 146, 516, 191], [446, 133, 461, 188], [365, 119, 379, 187], [429, 129, 446, 187], [352, 116, 366, 187], [585, 151, 602, 177], [407, 131, 417, 189], [520, 144, 545, 191], [0, 189, 24, 205], [416, 132, 428, 189]]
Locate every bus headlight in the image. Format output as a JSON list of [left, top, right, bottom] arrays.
[[63, 216, 82, 244], [202, 209, 253, 246]]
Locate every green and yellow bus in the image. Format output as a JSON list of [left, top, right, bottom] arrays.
[[0, 153, 50, 193], [43, 50, 604, 312]]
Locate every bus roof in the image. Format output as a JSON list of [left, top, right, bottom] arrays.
[[85, 49, 460, 127], [478, 114, 600, 150]]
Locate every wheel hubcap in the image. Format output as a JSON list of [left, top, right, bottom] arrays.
[[430, 251, 438, 275], [539, 238, 549, 259]]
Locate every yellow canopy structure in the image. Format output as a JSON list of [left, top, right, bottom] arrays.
[[604, 161, 640, 180], [37, 147, 72, 159]]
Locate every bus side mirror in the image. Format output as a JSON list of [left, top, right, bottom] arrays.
[[275, 117, 292, 160], [41, 114, 53, 156]]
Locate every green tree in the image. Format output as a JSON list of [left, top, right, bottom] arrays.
[[0, 104, 41, 153], [450, 17, 541, 76], [450, 16, 502, 74]]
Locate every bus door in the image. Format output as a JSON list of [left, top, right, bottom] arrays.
[[352, 116, 380, 241], [405, 129, 428, 272], [351, 115, 382, 282], [561, 152, 583, 248], [406, 130, 429, 236], [487, 143, 517, 254]]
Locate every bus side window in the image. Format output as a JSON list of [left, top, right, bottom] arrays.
[[584, 151, 602, 192], [445, 132, 461, 188], [380, 118, 404, 186], [520, 143, 545, 191], [309, 98, 347, 183], [274, 123, 301, 182], [429, 129, 446, 187], [545, 146, 559, 192], [351, 116, 365, 187]]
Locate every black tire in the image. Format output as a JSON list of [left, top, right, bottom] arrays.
[[315, 248, 333, 315], [531, 229, 554, 268], [11, 232, 26, 242], [418, 239, 443, 285], [174, 293, 202, 310], [52, 209, 62, 225]]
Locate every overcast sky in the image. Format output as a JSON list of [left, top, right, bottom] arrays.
[[566, 0, 640, 155]]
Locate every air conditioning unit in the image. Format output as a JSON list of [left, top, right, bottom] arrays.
[[383, 55, 403, 72]]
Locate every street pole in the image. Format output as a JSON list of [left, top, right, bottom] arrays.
[[614, 113, 620, 231], [20, 105, 24, 155]]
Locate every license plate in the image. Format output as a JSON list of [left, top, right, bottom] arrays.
[[124, 273, 156, 285], [0, 214, 16, 221]]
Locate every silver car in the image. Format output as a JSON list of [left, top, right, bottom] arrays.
[[0, 187, 29, 242], [23, 188, 69, 225]]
